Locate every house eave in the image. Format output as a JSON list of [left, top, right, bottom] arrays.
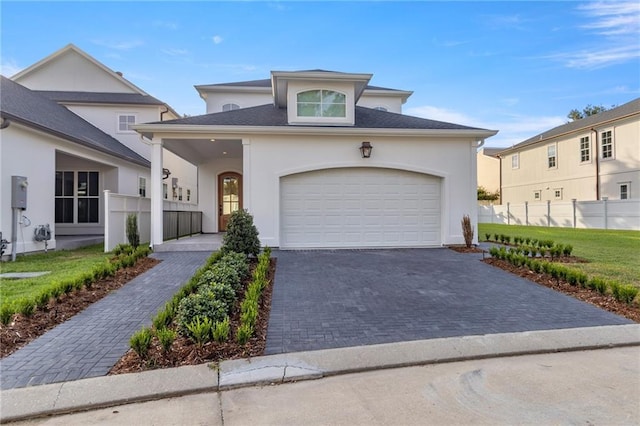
[[133, 123, 497, 140]]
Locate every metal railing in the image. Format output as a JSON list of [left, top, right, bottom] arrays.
[[163, 210, 202, 240]]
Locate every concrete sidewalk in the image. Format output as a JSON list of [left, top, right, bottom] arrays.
[[2, 324, 639, 423]]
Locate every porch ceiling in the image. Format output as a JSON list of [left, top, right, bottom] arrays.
[[162, 138, 242, 165]]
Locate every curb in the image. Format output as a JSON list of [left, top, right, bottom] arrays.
[[2, 324, 639, 423]]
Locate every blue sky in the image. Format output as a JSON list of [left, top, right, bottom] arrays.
[[1, 1, 638, 147]]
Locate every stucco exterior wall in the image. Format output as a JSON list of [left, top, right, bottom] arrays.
[[230, 134, 479, 247], [357, 94, 403, 113], [203, 91, 272, 114], [477, 148, 500, 193], [198, 157, 243, 233], [501, 116, 639, 203], [14, 50, 135, 93]]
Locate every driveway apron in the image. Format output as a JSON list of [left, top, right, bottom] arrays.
[[0, 252, 210, 390], [265, 249, 632, 354]]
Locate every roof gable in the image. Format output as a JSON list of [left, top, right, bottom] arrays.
[[0, 76, 149, 167], [12, 44, 146, 95]]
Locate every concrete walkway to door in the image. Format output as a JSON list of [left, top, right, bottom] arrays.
[[265, 249, 632, 354]]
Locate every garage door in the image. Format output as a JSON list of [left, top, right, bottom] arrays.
[[280, 167, 441, 248]]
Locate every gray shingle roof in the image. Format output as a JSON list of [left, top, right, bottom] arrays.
[[35, 90, 165, 106], [0, 77, 150, 167], [502, 98, 640, 153], [152, 104, 487, 131], [200, 77, 403, 93]]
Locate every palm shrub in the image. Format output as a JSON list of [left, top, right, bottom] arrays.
[[213, 317, 231, 342], [126, 214, 140, 249], [185, 317, 213, 346], [461, 215, 474, 248], [222, 209, 260, 257]]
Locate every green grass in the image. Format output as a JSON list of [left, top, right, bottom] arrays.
[[0, 244, 110, 306], [479, 224, 640, 288]]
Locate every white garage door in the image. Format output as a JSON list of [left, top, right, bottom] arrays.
[[280, 167, 441, 248]]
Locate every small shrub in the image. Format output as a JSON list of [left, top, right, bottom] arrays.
[[130, 327, 153, 359], [16, 299, 36, 317], [236, 323, 253, 345], [220, 251, 250, 279], [461, 215, 474, 248], [563, 245, 573, 257], [524, 238, 531, 245], [485, 233, 491, 241], [489, 247, 499, 257], [577, 272, 589, 288], [153, 306, 174, 330], [156, 327, 177, 353], [222, 209, 261, 257], [566, 270, 579, 286], [205, 263, 241, 292], [177, 293, 227, 334], [200, 282, 236, 312], [126, 214, 140, 249], [494, 233, 500, 242], [505, 236, 511, 244], [615, 285, 639, 305], [213, 317, 231, 343], [590, 278, 608, 295], [35, 290, 51, 308], [185, 316, 213, 346], [0, 304, 14, 325]]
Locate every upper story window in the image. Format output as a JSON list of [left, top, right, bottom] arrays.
[[297, 90, 346, 118], [601, 130, 613, 159], [619, 183, 629, 200], [511, 153, 519, 169], [118, 114, 136, 132], [547, 144, 557, 169], [222, 103, 240, 112], [580, 136, 590, 162]]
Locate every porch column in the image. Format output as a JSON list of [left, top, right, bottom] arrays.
[[150, 137, 164, 248], [242, 138, 251, 212]]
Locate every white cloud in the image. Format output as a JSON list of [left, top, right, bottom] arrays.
[[162, 48, 189, 56], [547, 44, 640, 69], [212, 35, 223, 45], [0, 59, 23, 77], [92, 39, 144, 50], [578, 1, 640, 36], [405, 105, 565, 148]]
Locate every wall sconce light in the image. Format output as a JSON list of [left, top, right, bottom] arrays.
[[359, 141, 373, 158]]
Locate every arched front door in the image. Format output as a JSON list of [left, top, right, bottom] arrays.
[[218, 172, 242, 231]]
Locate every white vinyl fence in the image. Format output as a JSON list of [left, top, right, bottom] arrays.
[[104, 191, 202, 252], [478, 199, 640, 231]]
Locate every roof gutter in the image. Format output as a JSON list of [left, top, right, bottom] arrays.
[[132, 123, 498, 140]]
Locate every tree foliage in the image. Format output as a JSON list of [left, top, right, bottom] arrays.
[[477, 186, 500, 201], [567, 104, 615, 121]]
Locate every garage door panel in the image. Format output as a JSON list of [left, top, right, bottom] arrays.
[[280, 167, 441, 248]]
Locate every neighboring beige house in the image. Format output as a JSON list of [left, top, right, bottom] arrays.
[[135, 70, 497, 249], [498, 98, 639, 203], [477, 147, 501, 195]]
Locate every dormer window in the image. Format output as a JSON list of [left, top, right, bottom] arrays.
[[222, 103, 240, 112], [297, 90, 346, 118]]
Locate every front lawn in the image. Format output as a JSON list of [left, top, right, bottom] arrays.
[[478, 224, 640, 288], [0, 244, 111, 306]]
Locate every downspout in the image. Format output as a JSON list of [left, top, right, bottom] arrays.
[[591, 128, 600, 200], [160, 107, 169, 122], [497, 154, 503, 205]]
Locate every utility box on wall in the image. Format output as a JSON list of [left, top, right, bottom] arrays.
[[11, 176, 28, 210]]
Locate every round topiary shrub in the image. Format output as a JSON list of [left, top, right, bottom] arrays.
[[220, 251, 250, 279], [222, 209, 260, 257], [200, 281, 237, 312], [176, 292, 227, 335], [207, 262, 242, 292]]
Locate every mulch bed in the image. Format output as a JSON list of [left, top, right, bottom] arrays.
[[448, 245, 484, 254], [0, 256, 161, 359], [108, 258, 277, 375], [483, 257, 640, 323]]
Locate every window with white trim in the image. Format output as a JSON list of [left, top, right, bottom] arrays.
[[554, 188, 563, 200], [297, 89, 346, 117], [601, 130, 613, 159], [118, 114, 136, 132], [178, 187, 183, 201], [55, 171, 99, 224], [580, 136, 590, 162], [139, 177, 146, 197], [620, 182, 630, 200], [547, 144, 557, 168], [511, 153, 519, 169], [533, 190, 541, 201], [222, 103, 240, 112]]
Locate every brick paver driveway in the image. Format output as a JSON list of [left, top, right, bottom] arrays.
[[265, 249, 632, 354]]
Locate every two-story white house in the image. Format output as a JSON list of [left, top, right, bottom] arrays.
[[135, 70, 497, 249], [498, 98, 640, 204], [1, 44, 197, 255]]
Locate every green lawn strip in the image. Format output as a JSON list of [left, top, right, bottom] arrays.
[[0, 244, 150, 322], [479, 224, 640, 288]]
